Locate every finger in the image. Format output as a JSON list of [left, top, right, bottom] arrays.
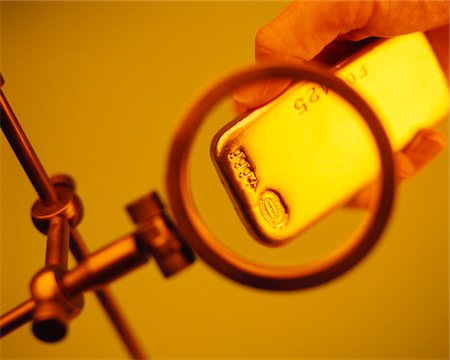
[[232, 78, 291, 110], [258, 1, 448, 60], [344, 0, 449, 40], [235, 1, 373, 108], [233, 98, 248, 115], [346, 181, 377, 209], [398, 128, 447, 178], [236, 0, 449, 109], [255, 1, 373, 62]]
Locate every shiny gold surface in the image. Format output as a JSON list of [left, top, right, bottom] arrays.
[[212, 33, 448, 246], [167, 63, 395, 290]]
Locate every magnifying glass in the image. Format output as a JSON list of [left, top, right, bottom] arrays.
[[167, 32, 447, 290], [167, 61, 395, 290]]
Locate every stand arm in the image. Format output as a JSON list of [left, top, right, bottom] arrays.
[[46, 216, 70, 268], [0, 89, 58, 207], [0, 76, 148, 359], [70, 228, 148, 359], [0, 299, 35, 337]]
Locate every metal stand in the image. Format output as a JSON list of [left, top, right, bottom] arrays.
[[0, 74, 195, 358]]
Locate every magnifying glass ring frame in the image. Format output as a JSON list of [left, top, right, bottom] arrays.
[[167, 63, 395, 291]]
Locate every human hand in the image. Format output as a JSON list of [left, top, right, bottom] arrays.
[[234, 0, 448, 208]]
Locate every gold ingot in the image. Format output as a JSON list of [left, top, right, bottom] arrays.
[[211, 32, 449, 246]]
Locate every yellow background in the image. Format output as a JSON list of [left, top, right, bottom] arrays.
[[1, 2, 448, 359]]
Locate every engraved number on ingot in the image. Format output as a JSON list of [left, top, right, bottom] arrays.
[[227, 147, 258, 191], [258, 190, 287, 228], [294, 64, 368, 115]]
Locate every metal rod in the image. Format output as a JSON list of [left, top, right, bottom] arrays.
[[0, 299, 36, 337], [63, 235, 149, 296], [94, 288, 148, 359], [46, 216, 70, 268], [0, 81, 147, 358], [70, 229, 148, 359], [0, 89, 58, 207], [0, 230, 148, 357]]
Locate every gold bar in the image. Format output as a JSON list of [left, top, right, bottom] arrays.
[[211, 33, 448, 246]]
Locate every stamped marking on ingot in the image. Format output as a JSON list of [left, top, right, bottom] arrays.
[[258, 190, 288, 228], [227, 147, 258, 192]]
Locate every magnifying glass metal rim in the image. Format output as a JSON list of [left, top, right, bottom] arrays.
[[166, 62, 395, 290]]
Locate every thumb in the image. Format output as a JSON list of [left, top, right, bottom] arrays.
[[235, 0, 449, 109], [234, 1, 375, 108], [257, 1, 448, 62]]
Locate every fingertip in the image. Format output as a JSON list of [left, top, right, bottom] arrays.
[[394, 152, 416, 181], [232, 78, 291, 109], [397, 129, 447, 178], [421, 128, 447, 149], [233, 100, 248, 115], [405, 129, 447, 158], [232, 79, 267, 107]]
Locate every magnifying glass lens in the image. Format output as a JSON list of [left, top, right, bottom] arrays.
[[191, 79, 381, 267], [167, 62, 395, 290]]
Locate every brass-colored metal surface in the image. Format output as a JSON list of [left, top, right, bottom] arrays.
[[45, 217, 70, 269], [63, 235, 149, 296], [92, 288, 148, 359], [0, 77, 148, 358], [127, 192, 196, 277], [0, 88, 59, 207], [211, 33, 448, 245], [0, 299, 35, 338], [167, 63, 395, 290], [30, 267, 84, 342], [31, 185, 84, 234], [69, 229, 149, 360]]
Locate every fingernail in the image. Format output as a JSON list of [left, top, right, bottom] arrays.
[[405, 130, 446, 166], [233, 78, 292, 109], [232, 80, 269, 105]]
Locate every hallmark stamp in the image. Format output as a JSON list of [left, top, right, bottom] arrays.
[[227, 147, 258, 192], [258, 190, 288, 228]]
